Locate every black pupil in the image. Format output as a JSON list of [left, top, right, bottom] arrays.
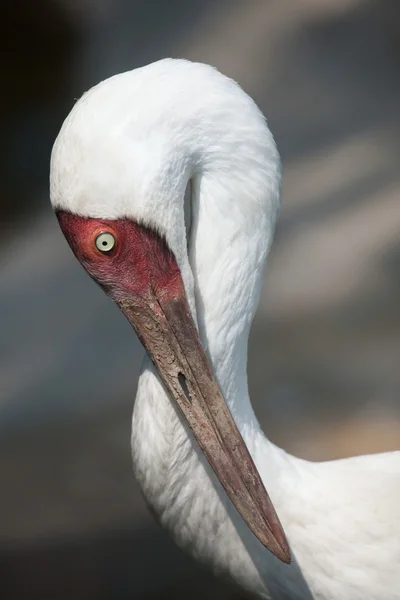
[[102, 241, 107, 246]]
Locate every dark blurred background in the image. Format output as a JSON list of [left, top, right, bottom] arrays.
[[1, 1, 399, 598]]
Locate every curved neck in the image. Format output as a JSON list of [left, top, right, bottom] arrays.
[[187, 167, 276, 428], [131, 159, 313, 599]]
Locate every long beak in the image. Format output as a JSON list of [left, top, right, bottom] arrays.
[[117, 283, 291, 564]]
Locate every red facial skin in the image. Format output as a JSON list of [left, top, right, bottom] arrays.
[[56, 211, 183, 304]]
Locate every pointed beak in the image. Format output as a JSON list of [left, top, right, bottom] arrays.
[[117, 282, 291, 564], [53, 209, 289, 562]]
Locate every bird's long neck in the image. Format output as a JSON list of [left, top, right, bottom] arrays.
[[130, 156, 313, 598], [185, 164, 299, 506], [189, 173, 268, 428], [133, 161, 274, 435]]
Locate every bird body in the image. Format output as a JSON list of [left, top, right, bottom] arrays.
[[50, 59, 400, 599]]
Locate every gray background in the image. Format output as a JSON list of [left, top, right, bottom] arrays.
[[1, 1, 399, 598]]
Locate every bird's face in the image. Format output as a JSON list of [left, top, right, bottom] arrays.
[[56, 209, 291, 564], [56, 211, 181, 302]]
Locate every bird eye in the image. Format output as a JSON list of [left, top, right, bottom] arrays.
[[95, 232, 116, 253]]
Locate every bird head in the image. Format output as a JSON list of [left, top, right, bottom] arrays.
[[50, 59, 289, 564]]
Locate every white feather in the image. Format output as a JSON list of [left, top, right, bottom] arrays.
[[50, 59, 400, 600]]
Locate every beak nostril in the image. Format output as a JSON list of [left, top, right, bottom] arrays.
[[178, 372, 191, 403]]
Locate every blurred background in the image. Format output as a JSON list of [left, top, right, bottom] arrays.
[[1, 1, 399, 598]]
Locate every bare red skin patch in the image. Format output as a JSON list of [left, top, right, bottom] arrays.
[[56, 211, 183, 303]]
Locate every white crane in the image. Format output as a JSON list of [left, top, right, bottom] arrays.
[[50, 59, 400, 600]]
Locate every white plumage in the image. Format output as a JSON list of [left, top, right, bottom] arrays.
[[50, 59, 400, 599]]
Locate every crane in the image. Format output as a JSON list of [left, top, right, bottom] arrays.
[[50, 59, 400, 599]]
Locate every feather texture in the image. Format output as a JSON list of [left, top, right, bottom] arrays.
[[50, 59, 400, 600]]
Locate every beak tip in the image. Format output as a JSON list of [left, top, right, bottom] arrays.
[[276, 539, 292, 564], [271, 542, 291, 564], [281, 549, 292, 565]]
